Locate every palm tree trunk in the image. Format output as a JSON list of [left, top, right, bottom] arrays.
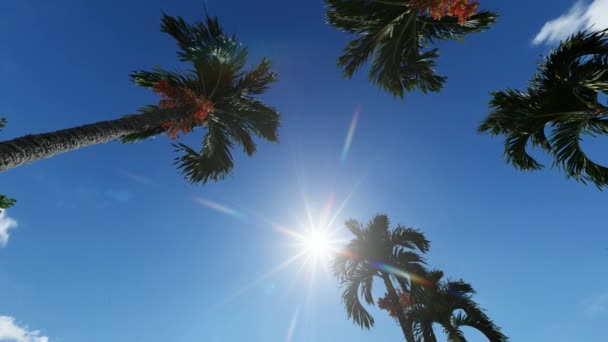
[[381, 272, 416, 342], [0, 107, 189, 171], [396, 277, 419, 342]]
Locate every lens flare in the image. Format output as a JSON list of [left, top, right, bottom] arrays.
[[193, 196, 248, 221], [340, 105, 361, 164], [285, 307, 300, 342], [370, 261, 435, 288]]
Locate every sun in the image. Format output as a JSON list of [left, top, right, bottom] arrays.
[[303, 230, 331, 258]]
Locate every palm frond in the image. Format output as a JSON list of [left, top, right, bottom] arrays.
[[341, 267, 376, 329], [391, 225, 430, 253], [235, 58, 278, 95], [368, 214, 390, 236], [452, 307, 508, 342], [550, 117, 608, 186], [480, 29, 608, 188], [345, 218, 364, 237], [417, 10, 497, 44], [334, 241, 368, 282], [173, 117, 234, 183], [443, 322, 467, 342], [326, 0, 497, 98], [0, 194, 15, 211], [223, 98, 280, 142], [161, 14, 247, 71]]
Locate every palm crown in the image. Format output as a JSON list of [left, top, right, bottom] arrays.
[[479, 29, 608, 188], [127, 14, 280, 183], [333, 214, 430, 330], [405, 270, 508, 341], [325, 0, 496, 98]]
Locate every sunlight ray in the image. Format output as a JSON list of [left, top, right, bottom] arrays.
[[214, 251, 308, 308], [285, 307, 300, 342], [326, 175, 366, 235], [293, 155, 316, 231], [318, 192, 335, 229], [305, 256, 318, 306], [281, 256, 311, 301]]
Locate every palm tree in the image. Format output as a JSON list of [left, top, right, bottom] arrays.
[[0, 14, 280, 184], [333, 214, 430, 341], [325, 0, 496, 98], [479, 29, 608, 188], [404, 270, 508, 341]]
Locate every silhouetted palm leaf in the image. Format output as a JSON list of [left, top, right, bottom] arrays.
[[408, 271, 508, 341], [333, 214, 429, 336], [341, 265, 378, 328], [480, 29, 608, 188], [326, 0, 497, 98]]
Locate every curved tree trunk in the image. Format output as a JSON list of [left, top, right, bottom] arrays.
[[0, 107, 189, 171], [382, 272, 416, 342]]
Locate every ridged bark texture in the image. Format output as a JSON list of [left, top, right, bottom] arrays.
[[0, 108, 189, 171]]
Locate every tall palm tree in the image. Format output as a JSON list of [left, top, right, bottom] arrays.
[[404, 270, 508, 341], [0, 14, 280, 184], [479, 29, 608, 188], [333, 214, 430, 341], [325, 0, 496, 98]]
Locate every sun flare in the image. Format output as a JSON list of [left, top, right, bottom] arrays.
[[303, 230, 331, 257]]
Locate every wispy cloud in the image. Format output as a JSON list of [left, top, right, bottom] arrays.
[[583, 293, 608, 316], [0, 316, 48, 342], [0, 210, 17, 247], [104, 189, 133, 204], [532, 0, 608, 46]]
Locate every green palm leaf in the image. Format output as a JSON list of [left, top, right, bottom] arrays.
[[326, 0, 497, 98], [480, 29, 608, 188], [125, 14, 279, 184]]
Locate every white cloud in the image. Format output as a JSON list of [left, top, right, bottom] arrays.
[[583, 293, 608, 316], [532, 0, 608, 46], [0, 210, 17, 247], [0, 316, 48, 342]]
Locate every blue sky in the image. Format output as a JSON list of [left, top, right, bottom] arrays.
[[1, 0, 607, 341]]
